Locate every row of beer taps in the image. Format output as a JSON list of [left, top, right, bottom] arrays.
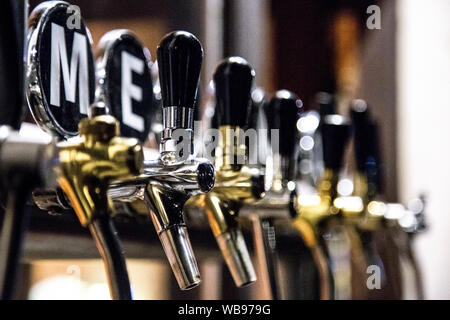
[[0, 0, 426, 300]]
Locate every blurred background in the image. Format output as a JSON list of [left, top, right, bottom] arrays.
[[23, 0, 449, 299]]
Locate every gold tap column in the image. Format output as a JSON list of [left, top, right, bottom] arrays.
[[57, 115, 143, 299]]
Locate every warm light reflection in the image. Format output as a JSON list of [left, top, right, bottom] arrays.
[[324, 114, 347, 126], [298, 194, 321, 206], [333, 196, 363, 212], [27, 259, 169, 300], [367, 201, 387, 216]]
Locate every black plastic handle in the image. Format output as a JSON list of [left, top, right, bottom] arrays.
[[321, 115, 351, 170], [316, 92, 336, 119], [214, 57, 255, 127], [266, 90, 303, 158], [157, 31, 203, 109], [350, 99, 382, 193], [0, 0, 26, 129]]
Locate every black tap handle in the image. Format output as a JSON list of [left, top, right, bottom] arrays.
[[316, 92, 336, 119], [266, 90, 303, 158], [157, 31, 203, 109], [350, 99, 374, 170], [0, 0, 26, 129], [214, 57, 255, 127], [321, 115, 351, 170], [350, 99, 383, 193]]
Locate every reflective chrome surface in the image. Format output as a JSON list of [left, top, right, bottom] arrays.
[[107, 154, 214, 290]]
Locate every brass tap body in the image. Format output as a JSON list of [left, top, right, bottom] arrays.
[[57, 115, 143, 226], [192, 126, 265, 286]]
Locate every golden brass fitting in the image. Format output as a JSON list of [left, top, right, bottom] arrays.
[[294, 169, 377, 299], [57, 115, 143, 226], [295, 169, 340, 229], [191, 126, 265, 286], [351, 172, 385, 230], [296, 169, 369, 228]]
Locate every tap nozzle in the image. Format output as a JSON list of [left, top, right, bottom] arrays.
[[142, 157, 214, 289]]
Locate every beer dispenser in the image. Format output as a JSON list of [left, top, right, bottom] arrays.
[[135, 30, 215, 289], [244, 90, 332, 299], [31, 29, 215, 291], [292, 112, 370, 299], [95, 29, 208, 290], [188, 57, 264, 287], [26, 1, 143, 299]]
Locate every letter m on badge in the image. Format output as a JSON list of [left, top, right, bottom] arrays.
[[50, 23, 89, 115]]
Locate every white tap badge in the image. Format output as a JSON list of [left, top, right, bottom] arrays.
[[26, 1, 95, 138]]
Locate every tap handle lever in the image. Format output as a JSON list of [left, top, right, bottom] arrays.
[[266, 90, 302, 158], [350, 99, 383, 194], [321, 115, 351, 171], [265, 90, 302, 183], [157, 31, 203, 113], [157, 31, 203, 157], [316, 92, 336, 119], [214, 57, 255, 128]]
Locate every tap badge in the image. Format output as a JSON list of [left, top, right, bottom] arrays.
[[26, 1, 95, 139], [96, 30, 154, 143]]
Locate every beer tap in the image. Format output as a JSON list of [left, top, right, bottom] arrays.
[[25, 1, 143, 300], [136, 30, 214, 290], [30, 29, 214, 291], [292, 112, 371, 299], [243, 90, 301, 299], [350, 99, 424, 299], [0, 0, 58, 299], [239, 87, 277, 299], [189, 57, 263, 287], [243, 90, 331, 299], [350, 99, 384, 227], [296, 92, 335, 191], [348, 99, 399, 298], [57, 109, 143, 300], [105, 31, 215, 291]]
